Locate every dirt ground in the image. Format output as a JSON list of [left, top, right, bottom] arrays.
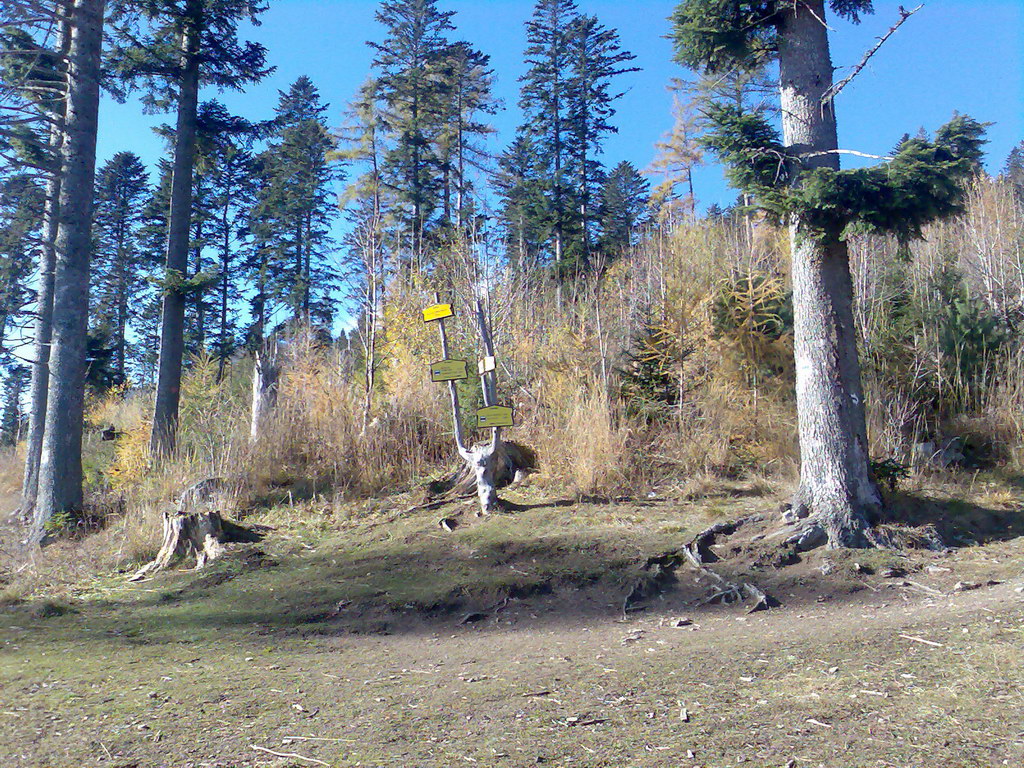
[[1, 487, 1023, 768]]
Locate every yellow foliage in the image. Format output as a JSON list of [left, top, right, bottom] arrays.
[[107, 423, 152, 491]]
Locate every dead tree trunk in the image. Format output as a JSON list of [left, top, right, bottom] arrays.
[[129, 477, 259, 580], [129, 509, 260, 580], [432, 292, 534, 515], [249, 341, 280, 442]]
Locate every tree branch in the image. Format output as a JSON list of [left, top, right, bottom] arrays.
[[822, 4, 923, 105], [801, 148, 894, 161]]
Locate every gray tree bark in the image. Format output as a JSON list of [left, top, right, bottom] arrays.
[[34, 0, 105, 537], [249, 341, 280, 442], [21, 8, 71, 518], [150, 10, 200, 459], [778, 0, 881, 548]]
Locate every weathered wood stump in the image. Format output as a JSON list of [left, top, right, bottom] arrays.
[[427, 440, 537, 514], [128, 477, 259, 581], [129, 510, 261, 581]]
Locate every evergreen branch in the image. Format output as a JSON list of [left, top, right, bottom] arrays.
[[822, 4, 923, 105]]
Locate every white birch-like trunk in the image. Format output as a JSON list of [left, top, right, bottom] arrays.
[[34, 0, 105, 537], [250, 343, 280, 442], [778, 0, 882, 547]]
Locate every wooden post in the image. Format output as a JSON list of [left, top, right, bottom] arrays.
[[435, 292, 471, 460]]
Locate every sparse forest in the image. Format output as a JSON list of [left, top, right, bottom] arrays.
[[1, 1, 1022, 766]]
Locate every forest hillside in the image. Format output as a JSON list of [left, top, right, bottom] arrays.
[[1, 1, 1022, 766]]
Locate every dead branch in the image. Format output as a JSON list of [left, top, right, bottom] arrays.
[[822, 4, 923, 105], [250, 745, 330, 767]]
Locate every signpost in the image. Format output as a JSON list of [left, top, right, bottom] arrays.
[[423, 293, 520, 515], [422, 303, 454, 323], [477, 405, 514, 428], [430, 359, 469, 382]]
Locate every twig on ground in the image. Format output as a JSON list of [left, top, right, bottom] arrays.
[[899, 633, 944, 648], [251, 744, 331, 766]]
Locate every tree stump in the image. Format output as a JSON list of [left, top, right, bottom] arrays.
[[128, 478, 260, 581], [427, 440, 537, 514]]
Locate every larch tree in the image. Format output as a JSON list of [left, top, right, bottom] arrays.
[[107, 0, 270, 458], [338, 78, 393, 428], [90, 150, 150, 385], [647, 94, 703, 222], [671, 0, 987, 547], [34, 0, 105, 537]]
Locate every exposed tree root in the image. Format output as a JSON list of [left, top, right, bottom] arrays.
[[681, 516, 779, 612], [621, 517, 777, 615]]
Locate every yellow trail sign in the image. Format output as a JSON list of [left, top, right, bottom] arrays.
[[477, 405, 514, 428], [430, 359, 469, 382], [423, 303, 454, 322], [477, 356, 496, 375]]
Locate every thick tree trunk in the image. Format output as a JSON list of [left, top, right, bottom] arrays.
[[150, 17, 200, 459], [778, 0, 881, 548], [34, 0, 105, 538], [21, 11, 71, 517], [22, 131, 62, 515]]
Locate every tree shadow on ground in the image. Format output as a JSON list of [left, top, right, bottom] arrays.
[[14, 490, 1022, 648], [880, 490, 1024, 546]]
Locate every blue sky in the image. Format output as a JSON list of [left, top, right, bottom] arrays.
[[97, 0, 1023, 217]]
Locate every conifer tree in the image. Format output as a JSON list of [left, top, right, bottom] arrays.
[[0, 364, 27, 446], [35, 0, 105, 536], [2, 6, 70, 519], [90, 150, 150, 385], [0, 173, 44, 358], [370, 0, 455, 262], [251, 76, 338, 330], [132, 159, 172, 385], [564, 13, 637, 257], [495, 133, 548, 269], [433, 40, 497, 233], [672, 0, 987, 547], [519, 0, 579, 292], [597, 160, 649, 255], [107, 0, 270, 457]]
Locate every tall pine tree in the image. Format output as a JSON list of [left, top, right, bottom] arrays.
[[108, 0, 271, 457], [370, 0, 455, 262], [90, 150, 150, 385], [251, 76, 339, 331]]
